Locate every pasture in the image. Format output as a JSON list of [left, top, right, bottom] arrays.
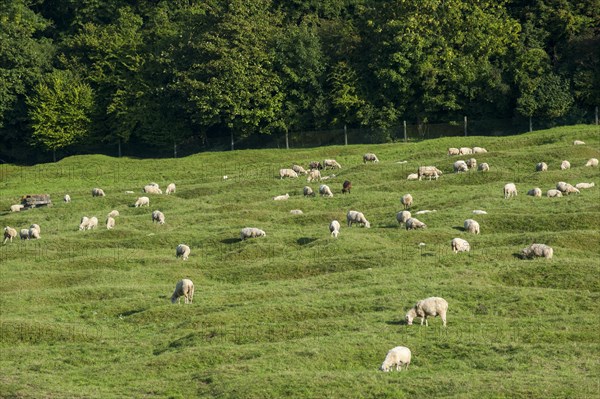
[[1, 125, 599, 398]]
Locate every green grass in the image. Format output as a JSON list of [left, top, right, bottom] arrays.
[[1, 125, 599, 398]]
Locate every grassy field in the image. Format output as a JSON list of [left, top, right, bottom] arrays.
[[1, 125, 599, 398]]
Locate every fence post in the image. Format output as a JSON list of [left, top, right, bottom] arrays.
[[403, 120, 407, 142], [231, 131, 234, 151], [174, 142, 177, 158], [464, 116, 468, 136], [344, 124, 348, 146], [285, 129, 289, 150]]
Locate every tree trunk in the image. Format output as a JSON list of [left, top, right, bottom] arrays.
[[529, 116, 533, 132], [118, 140, 122, 158], [285, 129, 289, 149], [344, 124, 348, 146], [231, 131, 234, 151]]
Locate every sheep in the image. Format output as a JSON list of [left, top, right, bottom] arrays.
[[290, 209, 303, 215], [307, 169, 321, 182], [106, 217, 116, 230], [521, 243, 553, 259], [308, 161, 323, 170], [347, 211, 370, 228], [292, 165, 308, 175], [20, 229, 30, 240], [171, 279, 194, 304], [143, 184, 162, 194], [418, 166, 443, 180], [466, 158, 477, 170], [464, 219, 480, 234], [573, 140, 585, 145], [64, 194, 71, 203], [527, 188, 542, 197], [447, 148, 460, 156], [28, 224, 41, 239], [108, 210, 119, 218], [472, 147, 488, 154], [320, 174, 336, 181], [459, 147, 473, 155], [556, 181, 580, 195], [329, 220, 341, 238], [363, 153, 379, 163], [546, 189, 563, 197], [303, 186, 315, 197], [240, 227, 266, 240], [3, 227, 17, 244], [319, 184, 334, 198], [79, 216, 89, 230], [472, 210, 487, 215], [560, 160, 570, 170], [379, 346, 411, 372], [342, 180, 352, 194], [396, 210, 411, 225], [405, 297, 448, 326], [279, 168, 298, 179], [478, 163, 489, 172], [405, 217, 426, 230], [407, 173, 419, 180], [575, 182, 595, 189], [166, 183, 176, 194], [176, 244, 190, 260], [401, 194, 413, 209], [415, 210, 436, 215], [10, 204, 24, 212], [504, 183, 517, 199], [536, 162, 548, 172], [92, 188, 105, 197], [86, 217, 98, 230], [453, 160, 468, 173], [451, 238, 470, 253], [323, 159, 342, 169], [152, 210, 165, 224], [273, 193, 290, 201], [134, 196, 150, 207], [585, 158, 598, 167]]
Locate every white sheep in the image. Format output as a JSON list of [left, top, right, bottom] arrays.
[[64, 194, 71, 203], [292, 165, 308, 175], [379, 346, 411, 372], [20, 229, 30, 240], [329, 220, 341, 238], [143, 184, 163, 194], [108, 210, 120, 218], [29, 224, 41, 239], [79, 216, 89, 230], [319, 184, 333, 198], [347, 211, 370, 228], [166, 183, 176, 194], [464, 219, 480, 234], [396, 210, 412, 224], [447, 148, 460, 156], [92, 188, 105, 197], [106, 217, 115, 230], [290, 209, 303, 215], [472, 210, 487, 215], [418, 166, 443, 180], [407, 173, 419, 180], [472, 147, 488, 154], [504, 183, 517, 199], [171, 279, 194, 304], [405, 217, 426, 230], [560, 160, 570, 170], [575, 182, 595, 189], [401, 194, 413, 209], [134, 196, 150, 207], [466, 158, 477, 170], [459, 147, 473, 155], [3, 227, 17, 244], [478, 163, 489, 172], [176, 244, 190, 260], [279, 168, 298, 179], [363, 153, 379, 163], [573, 140, 585, 145], [303, 186, 315, 197], [405, 297, 448, 326], [307, 169, 321, 182], [527, 188, 542, 197], [323, 159, 342, 169], [86, 217, 98, 230], [453, 160, 468, 173], [152, 210, 165, 224], [556, 181, 579, 195], [273, 193, 290, 201], [536, 162, 548, 172], [585, 158, 598, 167], [240, 227, 266, 240], [451, 238, 470, 253], [10, 204, 24, 212], [546, 189, 563, 197], [521, 243, 553, 259], [415, 210, 436, 215]]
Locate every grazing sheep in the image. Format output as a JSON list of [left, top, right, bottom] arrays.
[[451, 238, 470, 253], [323, 159, 342, 169], [166, 183, 176, 194], [447, 148, 460, 156], [108, 210, 119, 218], [405, 297, 448, 326], [10, 204, 24, 212], [396, 211, 411, 224], [472, 210, 487, 215], [92, 188, 105, 197], [28, 224, 41, 239], [329, 220, 341, 238], [86, 217, 98, 230], [560, 160, 570, 170], [464, 219, 480, 234], [171, 279, 194, 304], [556, 181, 580, 195], [401, 194, 413, 209], [380, 346, 411, 372], [106, 217, 115, 230], [273, 193, 290, 201], [292, 165, 308, 175], [342, 180, 352, 194], [134, 196, 150, 207], [3, 227, 17, 244], [319, 184, 333, 197], [279, 168, 298, 179], [152, 210, 165, 224], [309, 161, 323, 170], [527, 188, 542, 197], [546, 189, 563, 197], [466, 158, 477, 170], [347, 211, 370, 228], [290, 209, 303, 215], [176, 244, 190, 260], [585, 158, 598, 167], [407, 173, 419, 180], [536, 162, 548, 172], [240, 227, 266, 240], [363, 153, 379, 163], [521, 243, 553, 259], [472, 147, 488, 154], [453, 160, 468, 173], [573, 140, 585, 145], [307, 169, 321, 182], [405, 217, 426, 230], [303, 186, 315, 197], [459, 147, 473, 155], [418, 166, 443, 180], [504, 183, 517, 199], [20, 229, 30, 240], [575, 182, 595, 189], [64, 194, 71, 203], [478, 163, 489, 172], [79, 217, 89, 230]]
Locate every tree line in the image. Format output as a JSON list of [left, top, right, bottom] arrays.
[[1, 0, 598, 162]]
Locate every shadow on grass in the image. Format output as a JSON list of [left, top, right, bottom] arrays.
[[452, 226, 466, 231], [221, 238, 241, 244], [297, 237, 318, 246], [379, 224, 402, 229], [119, 308, 146, 317], [385, 320, 405, 326]]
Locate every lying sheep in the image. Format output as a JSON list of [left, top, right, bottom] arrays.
[[521, 243, 553, 259], [363, 153, 379, 163], [347, 211, 370, 228], [307, 169, 321, 182], [405, 217, 426, 230], [273, 193, 290, 201], [472, 210, 487, 215], [342, 180, 352, 194], [451, 238, 470, 253], [418, 166, 443, 180], [134, 196, 150, 207], [29, 224, 41, 239], [79, 216, 89, 230], [176, 244, 190, 260], [478, 163, 489, 172], [585, 158, 598, 167], [152, 210, 165, 224], [10, 204, 24, 212], [329, 220, 341, 238], [546, 189, 563, 197], [573, 140, 585, 145], [166, 183, 176, 194], [464, 219, 480, 234], [575, 182, 595, 189], [171, 279, 194, 304], [143, 184, 163, 194], [415, 210, 436, 215], [303, 186, 315, 197], [396, 210, 411, 224], [406, 297, 448, 326], [536, 162, 548, 172], [3, 227, 17, 244], [279, 168, 298, 179], [323, 159, 342, 169], [453, 160, 468, 173], [319, 184, 333, 198], [407, 173, 419, 180], [309, 161, 323, 170], [447, 148, 460, 156], [240, 227, 266, 240], [320, 174, 336, 181], [459, 147, 473, 155], [20, 229, 30, 240], [472, 147, 488, 154], [527, 188, 542, 197], [401, 194, 413, 209], [106, 217, 115, 230], [466, 158, 477, 170], [86, 217, 98, 230], [379, 346, 411, 372], [292, 165, 308, 175], [64, 194, 71, 203], [92, 188, 105, 197], [504, 183, 517, 199], [290, 209, 303, 215], [108, 210, 119, 218], [560, 160, 570, 170], [556, 182, 579, 195]]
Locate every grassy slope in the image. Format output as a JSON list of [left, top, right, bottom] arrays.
[[1, 125, 599, 398]]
